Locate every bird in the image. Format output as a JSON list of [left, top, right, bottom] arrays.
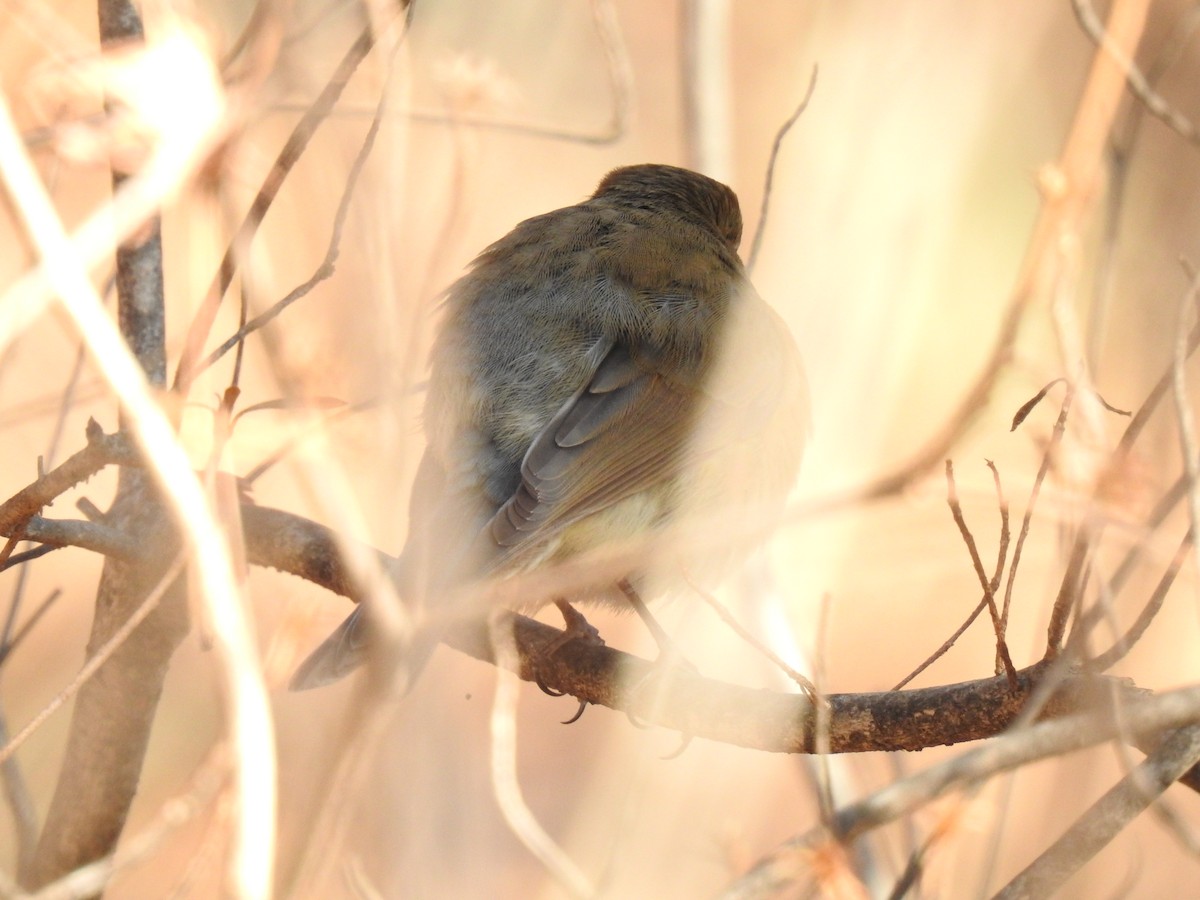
[[289, 163, 808, 691]]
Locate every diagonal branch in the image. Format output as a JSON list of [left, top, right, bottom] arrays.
[[719, 689, 1200, 899], [994, 723, 1200, 898]]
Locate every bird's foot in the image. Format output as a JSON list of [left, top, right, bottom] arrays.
[[533, 600, 606, 723]]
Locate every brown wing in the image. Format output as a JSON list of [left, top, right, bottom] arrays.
[[478, 336, 698, 572]]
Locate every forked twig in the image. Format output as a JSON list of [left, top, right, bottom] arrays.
[[892, 463, 1011, 692], [943, 461, 1017, 685]]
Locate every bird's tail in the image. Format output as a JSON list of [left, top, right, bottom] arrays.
[[288, 604, 443, 693], [288, 605, 367, 690]]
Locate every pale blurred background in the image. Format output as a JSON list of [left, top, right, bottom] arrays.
[[3, 0, 1200, 896]]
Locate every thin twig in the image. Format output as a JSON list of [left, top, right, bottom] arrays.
[[747, 66, 818, 273], [893, 462, 1013, 691], [1077, 268, 1200, 666], [0, 542, 59, 571], [25, 746, 227, 900], [172, 21, 387, 393], [685, 573, 814, 693], [944, 461, 1017, 685], [270, 0, 633, 147], [812, 590, 835, 827], [1085, 6, 1200, 366], [588, 0, 633, 144], [718, 685, 1200, 899], [680, 0, 734, 179], [1092, 528, 1192, 671], [1050, 534, 1096, 655], [0, 589, 62, 670], [1072, 0, 1200, 147], [0, 711, 38, 882], [1116, 260, 1200, 456], [986, 460, 1012, 675], [0, 555, 185, 768], [892, 595, 991, 692], [0, 422, 136, 534], [1170, 267, 1200, 614], [1003, 385, 1073, 637], [241, 399, 372, 484], [199, 33, 399, 379]]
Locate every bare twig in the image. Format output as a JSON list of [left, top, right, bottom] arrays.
[[1064, 269, 1200, 667], [893, 460, 1013, 691], [1116, 261, 1200, 457], [240, 505, 1138, 755], [0, 422, 136, 534], [588, 0, 633, 145], [0, 589, 61, 670], [172, 21, 387, 393], [199, 29, 400, 380], [1092, 528, 1192, 671], [680, 0, 733, 179], [0, 545, 58, 571], [747, 66, 818, 273], [1003, 385, 1072, 637], [6, 518, 140, 562], [944, 461, 1017, 684], [1090, 6, 1200, 365], [1170, 268, 1200, 607], [0, 72, 270, 900], [685, 573, 815, 693], [986, 460, 1012, 672], [273, 0, 633, 147], [718, 686, 1200, 899], [892, 595, 992, 693], [812, 591, 835, 826], [994, 723, 1200, 899], [1072, 0, 1200, 147], [0, 712, 38, 882]]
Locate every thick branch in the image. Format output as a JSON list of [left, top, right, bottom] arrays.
[[24, 0, 181, 887], [239, 506, 1147, 755]]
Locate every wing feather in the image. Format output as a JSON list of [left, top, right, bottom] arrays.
[[481, 337, 697, 566]]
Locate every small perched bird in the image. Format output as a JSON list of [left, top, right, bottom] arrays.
[[290, 163, 807, 691]]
